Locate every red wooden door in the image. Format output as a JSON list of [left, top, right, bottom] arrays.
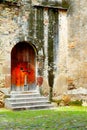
[[11, 42, 36, 91]]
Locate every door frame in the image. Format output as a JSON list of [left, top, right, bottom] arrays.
[[11, 41, 37, 91]]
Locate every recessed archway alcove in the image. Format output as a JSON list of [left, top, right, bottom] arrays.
[[11, 41, 37, 91]]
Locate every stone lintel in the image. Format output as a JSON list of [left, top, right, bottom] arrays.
[[33, 5, 68, 10], [32, 0, 69, 9]]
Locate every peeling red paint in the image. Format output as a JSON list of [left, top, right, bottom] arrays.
[[12, 62, 35, 87], [37, 76, 43, 86]]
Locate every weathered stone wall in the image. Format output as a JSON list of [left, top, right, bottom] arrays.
[[0, 4, 19, 88], [53, 0, 87, 96], [0, 1, 33, 89], [0, 0, 87, 97], [53, 9, 68, 95], [0, 0, 50, 92], [67, 0, 87, 90]]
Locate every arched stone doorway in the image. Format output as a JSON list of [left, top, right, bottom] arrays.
[[11, 41, 37, 91]]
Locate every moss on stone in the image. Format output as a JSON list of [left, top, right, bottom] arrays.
[[52, 99, 82, 106], [69, 100, 82, 106], [62, 0, 69, 8], [52, 99, 61, 106], [48, 9, 54, 86], [42, 0, 69, 9]]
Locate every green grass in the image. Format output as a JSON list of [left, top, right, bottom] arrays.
[[0, 106, 87, 130]]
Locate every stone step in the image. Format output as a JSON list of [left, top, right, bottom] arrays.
[[10, 93, 40, 98], [5, 91, 53, 110], [11, 104, 53, 110], [7, 100, 50, 107], [5, 97, 48, 102], [10, 90, 38, 94]]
